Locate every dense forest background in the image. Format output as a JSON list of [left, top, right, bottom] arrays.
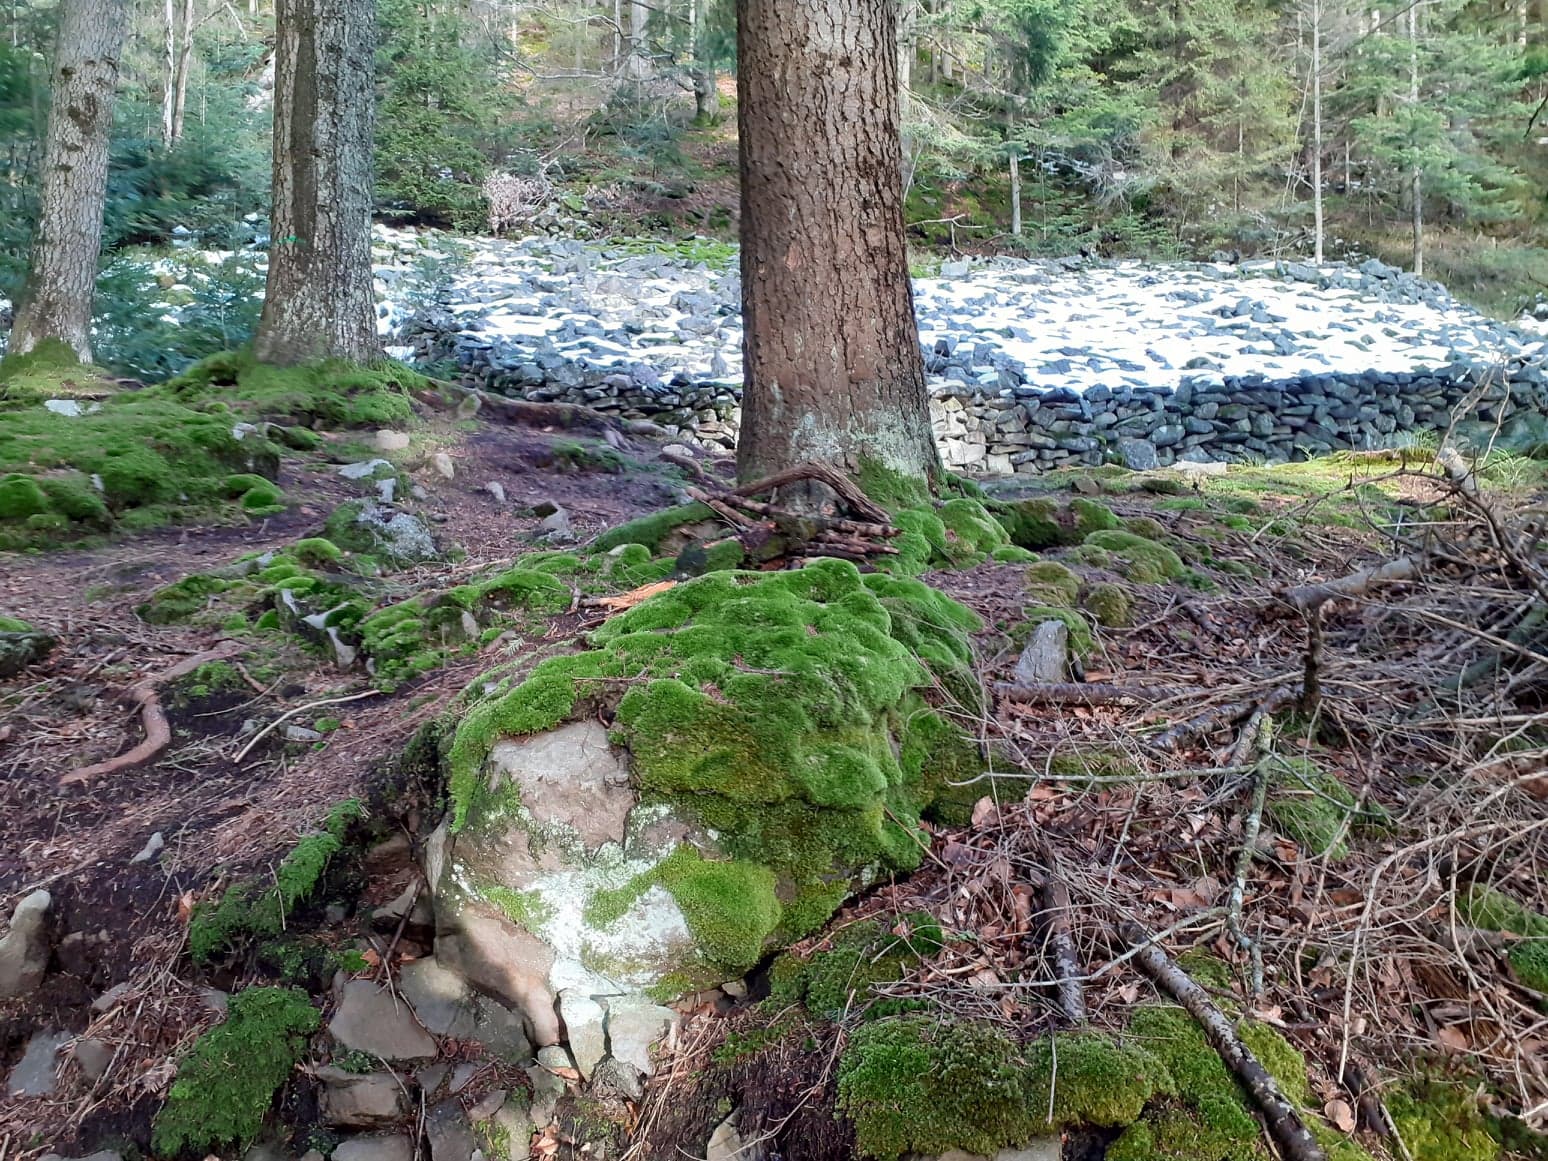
[[0, 0, 1543, 373]]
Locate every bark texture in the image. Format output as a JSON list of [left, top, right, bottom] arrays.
[[735, 0, 939, 487], [8, 0, 130, 362], [253, 0, 380, 366]]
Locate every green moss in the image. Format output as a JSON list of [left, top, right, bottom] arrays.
[[1387, 1080, 1500, 1161], [293, 537, 344, 568], [1124, 515, 1170, 540], [856, 458, 934, 512], [1046, 748, 1141, 784], [1020, 607, 1095, 658], [189, 800, 363, 962], [165, 350, 425, 429], [937, 497, 1012, 565], [1459, 885, 1548, 992], [1072, 498, 1122, 537], [771, 915, 943, 1018], [138, 573, 233, 625], [655, 845, 782, 975], [991, 544, 1038, 563], [0, 473, 49, 519], [1263, 755, 1358, 859], [993, 497, 1117, 550], [1025, 561, 1081, 607], [151, 986, 319, 1156], [448, 560, 983, 949], [0, 615, 33, 632], [487, 886, 557, 930], [1083, 529, 1186, 583], [180, 661, 244, 700], [1085, 582, 1133, 628], [591, 503, 715, 552]]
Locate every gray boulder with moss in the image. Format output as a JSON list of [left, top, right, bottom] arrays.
[[423, 559, 985, 1042]]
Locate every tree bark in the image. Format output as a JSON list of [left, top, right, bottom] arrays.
[[253, 0, 380, 366], [735, 0, 939, 489], [8, 0, 130, 362], [1010, 150, 1023, 236], [1311, 0, 1324, 264], [1407, 0, 1423, 277], [171, 0, 195, 143]]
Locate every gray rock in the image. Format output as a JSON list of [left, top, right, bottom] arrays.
[[0, 889, 51, 998], [319, 1067, 408, 1127], [372, 882, 434, 929], [38, 1152, 122, 1161], [339, 458, 394, 481], [332, 1136, 414, 1161], [130, 831, 165, 864], [416, 1063, 449, 1096], [1116, 438, 1159, 471], [1151, 423, 1186, 448], [559, 990, 607, 1080], [375, 430, 412, 452], [8, 1029, 70, 1096], [74, 1037, 113, 1081], [468, 1089, 508, 1122], [492, 1098, 536, 1152], [285, 725, 324, 742], [431, 452, 456, 480], [591, 1055, 643, 1102], [707, 1113, 763, 1161], [328, 981, 438, 1060], [602, 995, 678, 1077], [398, 956, 530, 1062], [449, 1061, 482, 1094], [427, 1100, 477, 1161], [525, 1062, 566, 1127]]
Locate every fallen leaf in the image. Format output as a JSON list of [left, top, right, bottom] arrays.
[[1324, 1099, 1356, 1133], [971, 796, 998, 828], [176, 891, 196, 924], [1435, 1025, 1470, 1052]]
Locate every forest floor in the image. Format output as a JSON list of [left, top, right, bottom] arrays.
[[1, 391, 1546, 1161]]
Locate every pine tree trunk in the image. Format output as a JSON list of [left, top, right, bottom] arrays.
[[1010, 151, 1023, 236], [1311, 0, 1324, 263], [1408, 0, 1423, 277], [735, 0, 939, 488], [8, 0, 130, 362], [253, 0, 379, 366], [171, 0, 195, 143]]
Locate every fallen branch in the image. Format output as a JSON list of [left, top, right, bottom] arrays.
[[1150, 697, 1258, 752], [660, 447, 711, 481], [437, 381, 668, 439], [1280, 556, 1419, 615], [994, 681, 1188, 707], [233, 689, 382, 764], [685, 487, 759, 530], [1120, 919, 1327, 1161], [1039, 872, 1088, 1024], [721, 493, 898, 539], [61, 643, 243, 787]]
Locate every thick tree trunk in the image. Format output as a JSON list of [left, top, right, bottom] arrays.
[[8, 0, 130, 362], [253, 0, 379, 366], [735, 0, 939, 488]]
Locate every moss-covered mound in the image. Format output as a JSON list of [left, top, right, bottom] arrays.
[[445, 559, 983, 978], [164, 349, 427, 429], [1458, 884, 1548, 994]]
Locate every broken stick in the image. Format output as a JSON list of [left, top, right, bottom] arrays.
[[1120, 920, 1327, 1161], [994, 681, 1186, 707]]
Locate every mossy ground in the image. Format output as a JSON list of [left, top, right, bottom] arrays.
[[1458, 884, 1548, 994], [151, 986, 319, 1156]]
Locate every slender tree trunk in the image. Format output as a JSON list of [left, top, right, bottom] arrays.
[[736, 0, 939, 488], [1010, 150, 1023, 237], [171, 0, 195, 143], [162, 0, 176, 145], [611, 0, 623, 72], [1311, 0, 1324, 263], [1408, 0, 1423, 277], [253, 0, 379, 365], [625, 0, 649, 77], [9, 0, 130, 362], [689, 0, 718, 122]]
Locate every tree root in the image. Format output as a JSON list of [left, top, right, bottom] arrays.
[[434, 379, 669, 439], [60, 642, 243, 787], [731, 462, 892, 525], [1120, 919, 1328, 1161]]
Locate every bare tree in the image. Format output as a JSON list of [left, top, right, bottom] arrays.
[[253, 0, 380, 366], [1408, 0, 1423, 276], [8, 0, 130, 361], [735, 0, 939, 488], [163, 0, 196, 146]]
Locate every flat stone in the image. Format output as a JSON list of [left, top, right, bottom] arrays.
[[427, 1100, 477, 1161], [468, 1088, 507, 1122], [332, 1136, 414, 1161], [525, 1062, 566, 1126], [0, 889, 51, 998], [328, 980, 437, 1060], [493, 1098, 536, 1153], [431, 452, 455, 480], [603, 995, 678, 1077], [74, 1037, 113, 1081], [416, 1063, 449, 1096], [1115, 438, 1159, 471], [318, 1067, 409, 1127], [8, 1029, 70, 1096], [397, 956, 529, 1062], [375, 430, 412, 452], [707, 1113, 762, 1161], [559, 990, 607, 1080], [487, 720, 631, 851], [448, 1061, 482, 1094]]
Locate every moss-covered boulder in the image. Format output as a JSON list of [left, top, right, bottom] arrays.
[[425, 560, 985, 1041]]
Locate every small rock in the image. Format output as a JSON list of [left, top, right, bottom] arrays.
[[39, 1152, 122, 1161], [467, 1089, 507, 1122], [375, 430, 412, 452], [431, 452, 455, 481], [130, 831, 165, 864], [707, 1113, 761, 1161], [560, 991, 607, 1080], [339, 458, 393, 481], [91, 982, 132, 1012], [525, 1063, 566, 1126], [602, 995, 678, 1077], [200, 987, 230, 1015], [372, 882, 433, 929], [483, 481, 507, 504], [720, 979, 747, 999], [536, 1044, 574, 1073], [493, 1099, 536, 1152], [591, 1056, 642, 1102], [332, 1136, 414, 1161], [416, 1063, 450, 1096], [448, 1061, 481, 1094], [318, 1067, 409, 1127], [530, 499, 561, 518], [427, 1100, 477, 1161], [8, 1029, 70, 1096], [328, 980, 438, 1061], [0, 889, 51, 998], [74, 1037, 113, 1081], [285, 725, 324, 742], [242, 1143, 293, 1161]]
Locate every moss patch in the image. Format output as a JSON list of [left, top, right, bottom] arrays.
[[1387, 1079, 1500, 1161], [1458, 884, 1548, 993], [1082, 529, 1186, 583], [1085, 582, 1134, 628], [151, 986, 319, 1156], [164, 349, 426, 429], [1263, 755, 1360, 859]]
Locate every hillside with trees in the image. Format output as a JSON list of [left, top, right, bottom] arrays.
[[0, 3, 1546, 1161]]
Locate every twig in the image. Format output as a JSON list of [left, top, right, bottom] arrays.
[[685, 487, 759, 529], [233, 690, 381, 764], [1120, 919, 1327, 1161], [1038, 871, 1088, 1024], [731, 462, 891, 525], [994, 681, 1189, 706]]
